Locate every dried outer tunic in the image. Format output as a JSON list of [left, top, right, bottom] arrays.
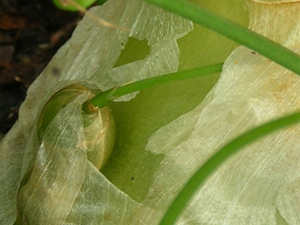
[[144, 1, 300, 224], [0, 0, 193, 224]]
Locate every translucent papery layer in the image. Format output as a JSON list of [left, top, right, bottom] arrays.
[[17, 93, 138, 224], [0, 0, 193, 224], [144, 1, 300, 224], [19, 0, 193, 125]]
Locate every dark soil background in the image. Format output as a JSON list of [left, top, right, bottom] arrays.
[[0, 0, 85, 139]]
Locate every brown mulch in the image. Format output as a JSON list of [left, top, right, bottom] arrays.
[[0, 0, 84, 139]]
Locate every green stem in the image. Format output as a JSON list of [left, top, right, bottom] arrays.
[[82, 63, 223, 112], [159, 110, 300, 225], [143, 0, 300, 76]]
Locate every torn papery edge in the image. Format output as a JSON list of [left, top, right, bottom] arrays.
[[144, 1, 300, 224], [0, 0, 193, 224]]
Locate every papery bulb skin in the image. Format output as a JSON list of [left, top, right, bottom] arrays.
[[82, 105, 115, 169], [37, 83, 115, 169], [37, 84, 90, 140]]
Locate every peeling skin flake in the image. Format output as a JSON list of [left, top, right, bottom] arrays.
[[19, 0, 193, 125], [0, 0, 192, 224], [145, 1, 300, 225]]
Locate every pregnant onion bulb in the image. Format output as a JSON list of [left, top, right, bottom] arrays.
[[37, 84, 115, 169]]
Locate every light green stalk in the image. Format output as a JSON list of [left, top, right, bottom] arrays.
[[82, 63, 223, 112]]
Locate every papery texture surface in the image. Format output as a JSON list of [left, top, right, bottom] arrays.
[[0, 0, 192, 224], [145, 1, 300, 224]]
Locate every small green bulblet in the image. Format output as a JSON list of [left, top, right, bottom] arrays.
[[37, 84, 115, 169]]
